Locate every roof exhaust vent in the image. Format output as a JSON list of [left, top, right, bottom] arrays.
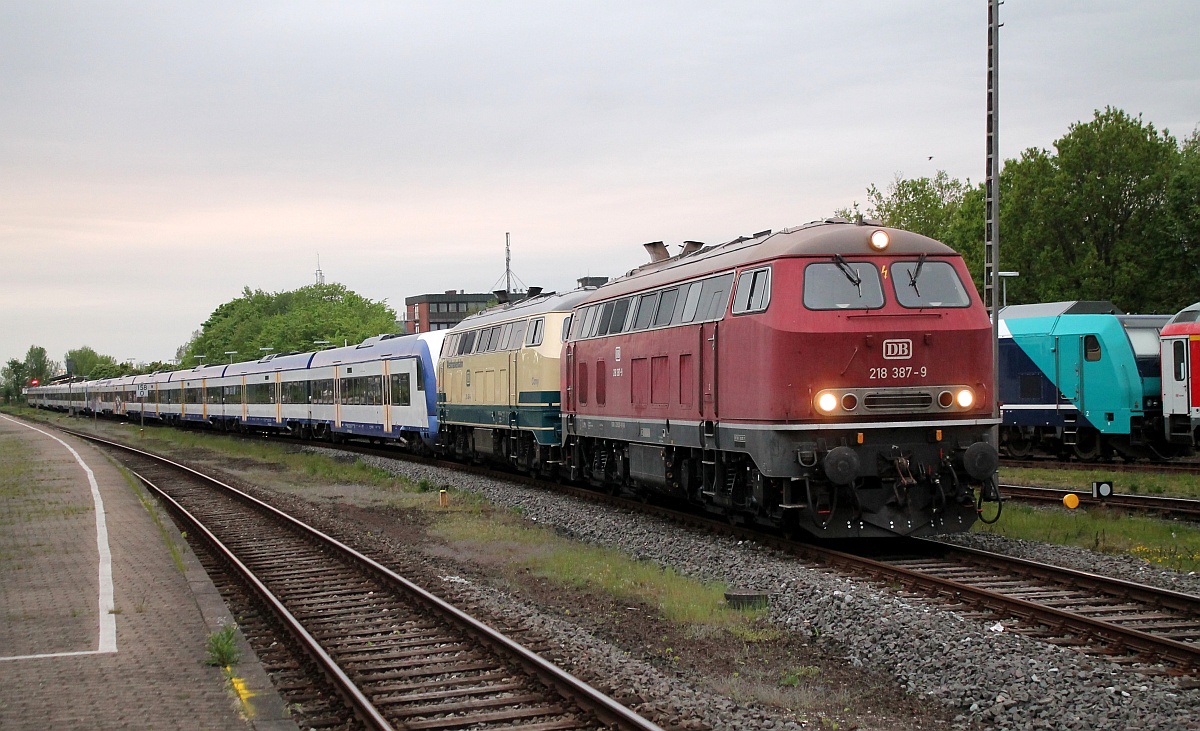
[[643, 241, 669, 263], [680, 241, 704, 257], [524, 286, 543, 299], [493, 290, 510, 304]]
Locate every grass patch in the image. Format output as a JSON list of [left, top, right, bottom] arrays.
[[205, 624, 241, 667], [1003, 466, 1200, 500], [431, 508, 768, 636], [112, 458, 188, 574], [977, 502, 1200, 572]]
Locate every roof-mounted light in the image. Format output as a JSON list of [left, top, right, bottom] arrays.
[[869, 229, 890, 251]]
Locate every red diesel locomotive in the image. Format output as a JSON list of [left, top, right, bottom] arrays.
[[561, 220, 1001, 538]]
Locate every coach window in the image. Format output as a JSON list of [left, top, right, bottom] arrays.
[[526, 317, 545, 346], [391, 373, 411, 406], [732, 267, 771, 315], [891, 260, 971, 308], [1175, 341, 1187, 381], [632, 293, 658, 330], [803, 261, 885, 310], [1084, 335, 1102, 362]]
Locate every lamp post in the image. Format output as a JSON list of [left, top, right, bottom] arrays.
[[259, 347, 274, 360], [195, 355, 206, 366], [998, 271, 1019, 307], [224, 351, 238, 364]]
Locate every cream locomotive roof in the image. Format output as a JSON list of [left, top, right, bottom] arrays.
[[585, 220, 961, 302], [450, 288, 596, 330]]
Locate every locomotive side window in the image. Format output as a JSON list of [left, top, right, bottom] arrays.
[[458, 330, 477, 355], [891, 260, 970, 308], [497, 323, 513, 350], [508, 319, 528, 349], [695, 273, 735, 321], [561, 316, 572, 342], [680, 282, 703, 322], [578, 306, 597, 339], [1175, 340, 1186, 381], [803, 262, 885, 310], [1084, 335, 1102, 362], [732, 267, 771, 315], [632, 293, 658, 330], [526, 317, 545, 346], [654, 288, 680, 327], [607, 298, 632, 334]]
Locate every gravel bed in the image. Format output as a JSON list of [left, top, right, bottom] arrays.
[[325, 449, 1199, 730]]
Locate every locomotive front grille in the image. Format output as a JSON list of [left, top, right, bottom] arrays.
[[863, 391, 934, 411]]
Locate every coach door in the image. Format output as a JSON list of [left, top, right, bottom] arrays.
[[1162, 337, 1189, 419]]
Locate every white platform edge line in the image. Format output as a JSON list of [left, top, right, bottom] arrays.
[[0, 415, 117, 654], [0, 650, 104, 662]]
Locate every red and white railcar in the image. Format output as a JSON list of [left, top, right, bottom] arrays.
[[561, 220, 999, 538], [1159, 302, 1200, 445]]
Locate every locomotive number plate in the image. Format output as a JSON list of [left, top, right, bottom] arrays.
[[869, 366, 928, 380]]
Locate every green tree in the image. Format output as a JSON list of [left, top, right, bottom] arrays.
[[181, 283, 397, 364], [1, 359, 29, 404], [1001, 107, 1186, 312], [64, 346, 119, 378], [840, 108, 1199, 313]]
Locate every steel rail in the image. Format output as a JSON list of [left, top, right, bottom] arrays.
[[66, 427, 665, 731], [999, 483, 1200, 520]]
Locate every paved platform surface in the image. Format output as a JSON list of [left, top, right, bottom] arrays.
[[0, 414, 297, 730]]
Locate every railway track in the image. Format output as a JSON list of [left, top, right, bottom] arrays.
[[66, 428, 664, 731], [863, 540, 1200, 674], [999, 483, 1200, 521]]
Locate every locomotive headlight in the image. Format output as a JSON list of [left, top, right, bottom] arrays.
[[816, 392, 839, 413], [869, 229, 890, 251], [956, 388, 975, 409]]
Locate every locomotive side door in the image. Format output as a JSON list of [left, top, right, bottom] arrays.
[[700, 321, 719, 421], [1053, 334, 1084, 414]]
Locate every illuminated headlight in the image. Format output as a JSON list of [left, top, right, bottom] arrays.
[[956, 388, 975, 409], [816, 392, 839, 413], [869, 229, 890, 251]]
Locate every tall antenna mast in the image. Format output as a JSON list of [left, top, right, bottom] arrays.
[[505, 232, 512, 293], [315, 254, 325, 285]]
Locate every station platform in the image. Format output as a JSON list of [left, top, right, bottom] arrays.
[[0, 414, 297, 730]]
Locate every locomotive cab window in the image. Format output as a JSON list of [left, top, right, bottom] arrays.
[[732, 267, 771, 314], [891, 259, 971, 308], [803, 260, 884, 310], [1084, 334, 1102, 362]]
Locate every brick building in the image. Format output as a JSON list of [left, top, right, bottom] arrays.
[[403, 291, 494, 333]]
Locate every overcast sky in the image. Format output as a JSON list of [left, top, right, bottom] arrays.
[[2, 1, 1197, 369]]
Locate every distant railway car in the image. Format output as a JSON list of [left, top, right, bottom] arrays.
[[437, 289, 593, 470], [24, 332, 445, 449], [561, 221, 1000, 538], [999, 301, 1176, 460], [1159, 301, 1200, 446]]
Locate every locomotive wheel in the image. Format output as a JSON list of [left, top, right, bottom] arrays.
[[1071, 431, 1102, 461], [1002, 428, 1033, 458]]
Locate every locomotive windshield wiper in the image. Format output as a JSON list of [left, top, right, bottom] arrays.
[[833, 254, 862, 295], [908, 253, 927, 296]]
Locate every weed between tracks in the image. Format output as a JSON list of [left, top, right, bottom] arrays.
[[1003, 466, 1200, 499]]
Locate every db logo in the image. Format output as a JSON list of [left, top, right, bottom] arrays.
[[883, 339, 912, 360]]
